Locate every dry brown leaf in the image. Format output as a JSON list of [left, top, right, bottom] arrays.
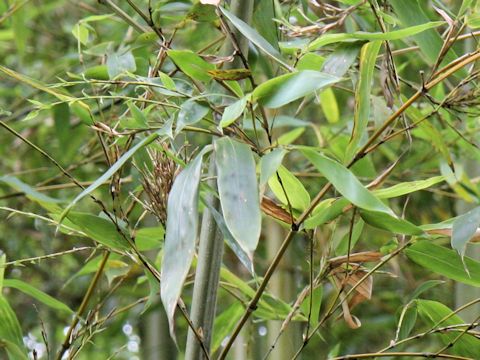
[[261, 196, 294, 224], [328, 251, 382, 267]]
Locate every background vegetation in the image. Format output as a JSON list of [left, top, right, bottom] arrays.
[[1, 0, 480, 359]]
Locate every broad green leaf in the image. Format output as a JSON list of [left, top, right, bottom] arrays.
[[397, 304, 417, 340], [260, 148, 287, 187], [72, 22, 89, 45], [307, 21, 444, 50], [373, 176, 445, 199], [3, 279, 73, 313], [360, 210, 423, 235], [135, 227, 164, 251], [60, 129, 168, 222], [406, 241, 480, 286], [304, 198, 349, 230], [277, 127, 305, 145], [466, 13, 480, 28], [452, 207, 480, 258], [167, 50, 215, 82], [268, 165, 310, 211], [220, 97, 247, 128], [106, 50, 136, 78], [67, 212, 130, 251], [0, 296, 27, 359], [301, 149, 394, 215], [220, 7, 291, 70], [319, 88, 339, 123], [416, 300, 480, 358], [212, 302, 244, 353], [161, 147, 210, 339], [296, 52, 325, 71], [347, 41, 382, 160], [127, 101, 148, 129], [322, 42, 363, 77], [252, 70, 340, 109], [215, 137, 261, 252], [253, 0, 278, 49], [206, 203, 254, 275], [176, 100, 209, 134]]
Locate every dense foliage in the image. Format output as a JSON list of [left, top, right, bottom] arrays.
[[1, 0, 480, 359]]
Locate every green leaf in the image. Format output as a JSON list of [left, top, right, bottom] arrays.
[[215, 137, 261, 252], [0, 253, 5, 292], [0, 339, 28, 360], [373, 176, 445, 199], [72, 22, 89, 45], [301, 149, 393, 215], [322, 42, 363, 77], [406, 241, 480, 286], [360, 210, 424, 235], [346, 41, 382, 160], [161, 147, 210, 339], [106, 50, 136, 78], [416, 300, 480, 358], [451, 206, 480, 259], [296, 52, 325, 71], [0, 296, 27, 359], [3, 279, 73, 313], [307, 21, 444, 50], [135, 227, 164, 251], [409, 280, 445, 301], [211, 302, 244, 353], [396, 303, 417, 341], [304, 198, 349, 230], [176, 100, 209, 134], [319, 88, 339, 123], [127, 101, 148, 129], [220, 7, 291, 70], [60, 129, 168, 222], [259, 148, 287, 187], [268, 165, 310, 211], [167, 49, 215, 82], [206, 203, 254, 275], [252, 70, 340, 109], [277, 127, 305, 145], [220, 97, 247, 128], [300, 285, 323, 328], [67, 212, 130, 251]]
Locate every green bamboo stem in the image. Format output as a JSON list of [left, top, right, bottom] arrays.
[[184, 2, 254, 359]]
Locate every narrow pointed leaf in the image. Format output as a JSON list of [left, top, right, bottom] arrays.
[[167, 50, 215, 82], [215, 137, 261, 252], [220, 7, 291, 70], [307, 21, 444, 50], [161, 146, 210, 339], [176, 100, 209, 134], [3, 279, 73, 313], [0, 296, 27, 359], [60, 129, 167, 222], [347, 41, 381, 160], [373, 176, 445, 199], [406, 241, 480, 286], [301, 149, 394, 214], [252, 70, 340, 109], [268, 165, 310, 211]]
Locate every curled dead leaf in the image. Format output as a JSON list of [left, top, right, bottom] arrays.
[[261, 196, 294, 224]]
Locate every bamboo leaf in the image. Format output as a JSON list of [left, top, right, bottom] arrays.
[[268, 165, 310, 211], [373, 176, 445, 199], [322, 42, 363, 77], [406, 241, 480, 286], [319, 88, 339, 123], [215, 137, 261, 252], [220, 97, 247, 128], [167, 50, 215, 82], [346, 41, 382, 160], [60, 129, 168, 223], [176, 100, 210, 134], [0, 296, 27, 359], [161, 146, 211, 339], [451, 206, 480, 259], [211, 302, 244, 353], [220, 7, 291, 70], [360, 210, 423, 235], [3, 279, 73, 313], [301, 149, 394, 215], [307, 21, 444, 50], [416, 300, 480, 358], [252, 70, 340, 109], [259, 148, 287, 187]]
